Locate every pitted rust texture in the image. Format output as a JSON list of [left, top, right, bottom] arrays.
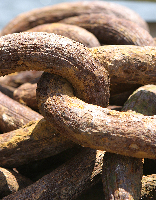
[[37, 73, 156, 159], [0, 1, 149, 35], [0, 32, 110, 107], [60, 13, 154, 46], [141, 174, 156, 199], [102, 153, 142, 199], [1, 32, 156, 159], [27, 23, 100, 48], [90, 45, 156, 92], [2, 148, 104, 200], [0, 119, 74, 168]]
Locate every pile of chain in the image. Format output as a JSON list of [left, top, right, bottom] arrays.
[[0, 1, 156, 199]]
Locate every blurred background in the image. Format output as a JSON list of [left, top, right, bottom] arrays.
[[0, 0, 156, 36]]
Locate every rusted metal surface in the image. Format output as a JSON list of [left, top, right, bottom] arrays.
[[90, 45, 156, 86], [14, 84, 123, 112], [0, 167, 33, 199], [0, 71, 43, 88], [60, 13, 154, 46], [102, 153, 142, 200], [141, 174, 156, 199], [101, 82, 154, 199], [0, 32, 110, 108], [0, 32, 156, 159], [27, 23, 100, 48], [37, 72, 156, 159], [0, 118, 75, 168], [0, 91, 42, 132], [1, 33, 156, 97], [13, 83, 38, 111], [90, 45, 156, 95], [0, 28, 156, 200], [2, 148, 105, 200], [0, 1, 148, 35]]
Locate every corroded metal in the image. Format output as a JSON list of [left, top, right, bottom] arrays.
[[0, 32, 156, 159], [2, 148, 105, 200], [141, 174, 156, 199], [37, 73, 156, 159], [60, 13, 154, 46], [90, 45, 156, 95], [0, 167, 33, 198], [0, 32, 110, 108], [0, 1, 149, 35], [13, 83, 38, 111], [0, 118, 74, 168], [90, 45, 156, 86], [122, 85, 156, 116], [0, 22, 155, 200], [27, 23, 100, 48], [0, 91, 42, 132], [102, 153, 142, 200], [0, 71, 43, 88]]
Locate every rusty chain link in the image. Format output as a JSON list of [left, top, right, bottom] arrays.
[[0, 1, 156, 199], [0, 31, 156, 159]]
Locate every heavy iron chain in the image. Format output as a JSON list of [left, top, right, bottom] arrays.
[[0, 32, 156, 159], [0, 2, 156, 199]]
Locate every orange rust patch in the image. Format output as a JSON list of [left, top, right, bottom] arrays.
[[68, 103, 84, 109]]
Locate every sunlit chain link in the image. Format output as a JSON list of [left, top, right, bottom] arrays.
[[0, 32, 156, 159]]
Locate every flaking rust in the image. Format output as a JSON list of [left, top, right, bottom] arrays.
[[0, 32, 110, 108], [37, 72, 156, 159], [0, 118, 75, 168], [90, 45, 156, 95], [0, 2, 155, 199], [0, 32, 156, 159], [0, 24, 155, 200], [2, 148, 105, 200], [90, 45, 156, 85]]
